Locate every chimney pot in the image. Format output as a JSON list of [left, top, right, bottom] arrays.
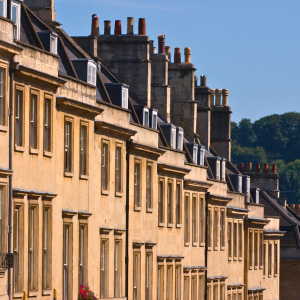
[[138, 18, 146, 35], [153, 46, 157, 54], [263, 163, 269, 173], [255, 163, 261, 172], [247, 162, 252, 172], [296, 204, 300, 216], [210, 89, 215, 106], [239, 163, 244, 173], [165, 46, 171, 60], [174, 48, 181, 63], [158, 34, 166, 54], [104, 20, 111, 35], [291, 204, 296, 211], [115, 20, 122, 35], [91, 14, 100, 36], [222, 89, 229, 106], [272, 164, 277, 173], [127, 17, 134, 34], [215, 89, 222, 106], [184, 47, 191, 63], [200, 75, 207, 87]]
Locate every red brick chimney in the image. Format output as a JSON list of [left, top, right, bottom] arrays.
[[158, 35, 165, 54], [165, 46, 171, 60], [247, 162, 252, 172], [91, 14, 100, 36], [272, 164, 277, 173], [104, 20, 111, 35], [138, 18, 146, 35], [115, 20, 122, 35], [291, 204, 296, 211], [263, 163, 269, 173], [296, 204, 300, 216], [239, 163, 244, 173], [127, 17, 134, 34], [174, 48, 181, 63], [256, 164, 260, 172]]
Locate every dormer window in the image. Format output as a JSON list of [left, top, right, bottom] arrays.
[[133, 106, 150, 127], [72, 59, 97, 86], [11, 1, 21, 40], [186, 143, 198, 164], [220, 158, 226, 181], [242, 175, 250, 202], [160, 123, 177, 149], [104, 83, 129, 109], [229, 174, 242, 193], [143, 108, 149, 126], [250, 188, 260, 204], [176, 127, 184, 151], [0, 0, 7, 17], [207, 157, 221, 180], [149, 108, 158, 130], [37, 31, 58, 55], [197, 145, 205, 166]]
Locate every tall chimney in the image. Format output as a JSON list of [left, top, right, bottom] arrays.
[[158, 35, 165, 54], [165, 46, 171, 60], [115, 20, 122, 35], [272, 164, 277, 173], [104, 21, 111, 35], [210, 89, 215, 106], [91, 14, 100, 36], [247, 162, 252, 172], [256, 164, 260, 172], [127, 17, 134, 34], [138, 18, 146, 35], [215, 89, 222, 106], [263, 163, 269, 173], [153, 47, 157, 54], [174, 48, 181, 63], [200, 75, 207, 87], [222, 89, 229, 106], [184, 47, 191, 63], [239, 163, 244, 173]]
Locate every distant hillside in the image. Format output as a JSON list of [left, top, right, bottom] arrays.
[[231, 112, 300, 204]]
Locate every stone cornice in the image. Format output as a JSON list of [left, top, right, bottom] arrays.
[[158, 163, 191, 177], [263, 229, 286, 238], [208, 194, 233, 206], [62, 209, 77, 218], [95, 121, 137, 140], [0, 167, 13, 177], [245, 217, 270, 226], [130, 142, 165, 160], [184, 179, 212, 192], [227, 206, 249, 216], [78, 211, 93, 219], [0, 39, 23, 57], [100, 227, 113, 235], [57, 97, 104, 118], [15, 65, 66, 88]]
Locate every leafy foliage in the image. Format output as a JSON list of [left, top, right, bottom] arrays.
[[78, 285, 98, 300], [231, 112, 300, 204]]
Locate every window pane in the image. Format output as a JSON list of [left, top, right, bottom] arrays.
[[15, 90, 23, 146], [239, 223, 243, 258], [116, 147, 122, 193], [263, 244, 266, 276], [80, 125, 87, 175], [0, 1, 3, 17], [0, 68, 5, 125], [65, 122, 72, 172], [184, 277, 189, 300], [259, 232, 263, 266], [44, 98, 51, 152], [101, 241, 106, 298], [159, 181, 164, 224], [184, 195, 189, 243], [146, 165, 152, 208], [275, 243, 278, 275], [176, 184, 181, 225], [145, 253, 152, 300], [220, 211, 225, 248], [249, 231, 253, 268], [192, 196, 197, 243], [228, 222, 232, 258], [254, 231, 258, 267], [102, 143, 108, 190], [208, 210, 211, 247], [134, 163, 140, 207], [114, 241, 121, 297], [64, 226, 69, 300], [214, 210, 218, 248], [233, 223, 237, 257], [30, 94, 38, 149], [175, 266, 181, 300], [79, 227, 84, 286], [168, 182, 173, 224], [200, 197, 204, 244], [14, 208, 20, 292]]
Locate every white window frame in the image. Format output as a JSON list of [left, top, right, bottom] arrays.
[[170, 127, 176, 149], [11, 1, 20, 40], [143, 108, 149, 127], [50, 33, 58, 55], [87, 61, 97, 86], [0, 67, 5, 126], [221, 160, 226, 181], [0, 0, 7, 18], [122, 87, 128, 109], [238, 175, 242, 193], [151, 110, 157, 130], [216, 160, 220, 180], [199, 148, 205, 166], [193, 145, 198, 164], [177, 130, 183, 151]]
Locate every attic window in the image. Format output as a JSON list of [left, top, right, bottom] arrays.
[[198, 146, 205, 166], [150, 109, 157, 130], [88, 62, 96, 86], [11, 1, 21, 40], [37, 31, 58, 55], [221, 159, 226, 181], [176, 127, 184, 151], [186, 143, 198, 164], [104, 83, 129, 109], [170, 127, 176, 149], [143, 108, 149, 127], [50, 34, 58, 55], [0, 0, 7, 17]]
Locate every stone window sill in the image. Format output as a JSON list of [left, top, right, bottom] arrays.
[[146, 207, 153, 213], [158, 223, 165, 227], [184, 242, 190, 247], [176, 223, 182, 228], [80, 174, 89, 180], [239, 257, 243, 261], [14, 145, 24, 152], [214, 247, 219, 251], [115, 192, 123, 198], [167, 223, 173, 228], [134, 206, 142, 212], [42, 289, 52, 296], [200, 242, 205, 247], [29, 147, 39, 155], [208, 246, 212, 251], [13, 292, 23, 298], [43, 150, 53, 157], [221, 247, 225, 251], [64, 172, 74, 178], [192, 242, 198, 247], [28, 291, 38, 297], [101, 189, 109, 195], [0, 125, 8, 132]]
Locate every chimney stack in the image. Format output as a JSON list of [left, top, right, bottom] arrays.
[[247, 162, 252, 172], [210, 89, 215, 106], [272, 164, 277, 173], [115, 20, 122, 35], [263, 163, 269, 173], [296, 204, 300, 216], [222, 89, 229, 106], [104, 21, 111, 35], [194, 75, 198, 87], [138, 18, 146, 35], [158, 35, 165, 54], [291, 204, 296, 211], [127, 17, 134, 34], [153, 47, 157, 54], [184, 47, 191, 63], [174, 48, 181, 63], [239, 163, 244, 173], [91, 14, 100, 36], [215, 89, 222, 106], [200, 75, 207, 87], [256, 164, 260, 172], [165, 46, 171, 60]]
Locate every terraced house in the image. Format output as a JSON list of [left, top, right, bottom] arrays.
[[0, 1, 284, 300]]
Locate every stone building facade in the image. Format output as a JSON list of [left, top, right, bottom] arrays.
[[0, 1, 283, 300]]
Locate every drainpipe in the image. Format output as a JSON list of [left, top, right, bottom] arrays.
[[205, 192, 210, 300], [8, 61, 19, 300], [125, 139, 131, 298]]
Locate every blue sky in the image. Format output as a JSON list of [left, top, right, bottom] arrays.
[[55, 0, 300, 123]]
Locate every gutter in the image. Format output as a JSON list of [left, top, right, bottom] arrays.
[[8, 61, 19, 300], [205, 192, 210, 300]]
